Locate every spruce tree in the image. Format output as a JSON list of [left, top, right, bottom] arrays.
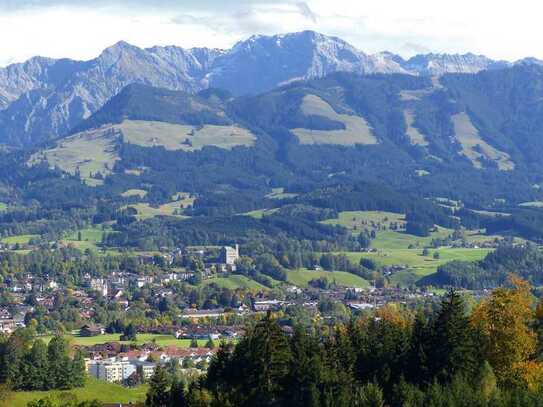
[[430, 290, 477, 382], [146, 365, 170, 407]]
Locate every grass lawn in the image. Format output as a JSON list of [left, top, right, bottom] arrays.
[[8, 377, 147, 407], [1, 234, 39, 245], [287, 269, 369, 288], [0, 202, 7, 212], [39, 332, 209, 347], [203, 275, 268, 290]]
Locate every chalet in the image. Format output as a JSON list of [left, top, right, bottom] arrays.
[[80, 323, 105, 337]]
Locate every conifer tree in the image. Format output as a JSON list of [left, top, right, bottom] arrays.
[[169, 378, 187, 407], [70, 350, 86, 388], [146, 365, 170, 407], [284, 326, 321, 407], [21, 339, 49, 390], [430, 289, 477, 382]]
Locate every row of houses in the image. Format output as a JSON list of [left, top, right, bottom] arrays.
[[86, 347, 218, 383]]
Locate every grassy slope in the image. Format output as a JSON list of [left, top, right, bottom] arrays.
[[119, 120, 255, 151], [29, 128, 119, 185], [324, 210, 494, 285], [8, 378, 147, 407], [292, 95, 377, 146], [203, 275, 268, 290], [287, 269, 369, 288], [452, 112, 514, 170]]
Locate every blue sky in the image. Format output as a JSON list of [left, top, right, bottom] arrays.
[[0, 0, 541, 66]]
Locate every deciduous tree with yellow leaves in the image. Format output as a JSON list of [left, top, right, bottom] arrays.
[[471, 275, 543, 389]]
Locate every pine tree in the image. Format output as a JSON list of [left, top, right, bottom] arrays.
[[146, 365, 170, 407], [430, 289, 477, 382]]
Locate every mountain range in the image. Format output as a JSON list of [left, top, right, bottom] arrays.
[[0, 30, 535, 147]]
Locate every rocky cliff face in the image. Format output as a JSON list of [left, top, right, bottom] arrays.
[[404, 53, 510, 75], [0, 31, 533, 146]]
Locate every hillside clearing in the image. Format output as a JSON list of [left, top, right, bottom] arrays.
[[121, 188, 148, 198], [118, 120, 256, 151], [404, 110, 429, 146], [28, 127, 119, 185], [292, 95, 378, 146], [322, 210, 406, 233], [452, 112, 514, 171]]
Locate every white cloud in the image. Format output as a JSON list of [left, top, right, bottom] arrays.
[[0, 0, 543, 66]]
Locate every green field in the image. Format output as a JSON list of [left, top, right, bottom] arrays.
[[287, 269, 369, 288], [8, 377, 147, 407], [129, 202, 190, 220], [322, 210, 406, 233], [203, 275, 268, 290], [0, 202, 7, 212], [61, 227, 120, 254], [39, 332, 209, 347], [1, 234, 39, 245], [345, 247, 491, 285], [323, 210, 494, 285]]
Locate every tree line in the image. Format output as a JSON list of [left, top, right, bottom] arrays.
[[143, 276, 543, 406], [0, 333, 85, 391]]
